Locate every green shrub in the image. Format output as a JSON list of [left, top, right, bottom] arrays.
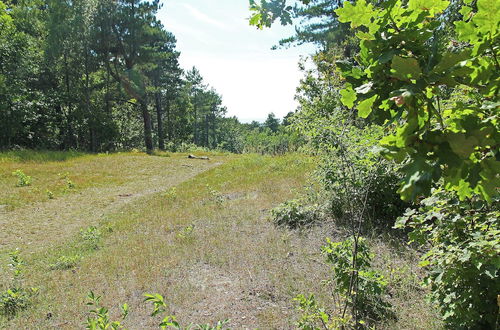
[[85, 291, 128, 330], [206, 184, 224, 205], [0, 251, 38, 319], [144, 293, 229, 329], [396, 189, 500, 328], [322, 237, 392, 325], [46, 189, 54, 199], [271, 199, 320, 229], [80, 226, 102, 250], [12, 169, 31, 187]]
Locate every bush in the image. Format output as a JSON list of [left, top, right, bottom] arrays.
[[0, 251, 38, 319], [396, 189, 500, 328], [12, 169, 31, 187], [320, 157, 408, 230], [80, 226, 102, 250], [271, 199, 320, 229], [322, 237, 392, 324]]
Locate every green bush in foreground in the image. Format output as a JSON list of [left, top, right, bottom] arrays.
[[85, 291, 229, 329], [397, 190, 500, 328], [295, 237, 392, 329], [0, 251, 38, 319], [12, 170, 31, 187]]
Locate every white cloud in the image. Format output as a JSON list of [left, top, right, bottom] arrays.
[[181, 3, 227, 30]]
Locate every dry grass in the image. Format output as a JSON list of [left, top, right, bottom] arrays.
[[0, 151, 441, 329]]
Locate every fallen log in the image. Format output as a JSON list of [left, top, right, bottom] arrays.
[[187, 154, 210, 160]]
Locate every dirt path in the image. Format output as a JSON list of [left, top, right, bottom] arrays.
[[0, 157, 221, 252]]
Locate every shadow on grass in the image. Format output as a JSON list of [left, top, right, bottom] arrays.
[[0, 150, 86, 163]]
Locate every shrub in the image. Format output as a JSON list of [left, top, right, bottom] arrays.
[[271, 199, 320, 229], [0, 251, 38, 319], [46, 189, 54, 199], [12, 170, 31, 187], [206, 184, 224, 205], [144, 293, 229, 329], [80, 226, 102, 250], [322, 237, 392, 325], [85, 291, 128, 330], [396, 189, 500, 328], [316, 129, 409, 230]]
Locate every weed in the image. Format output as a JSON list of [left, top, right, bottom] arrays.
[[177, 225, 194, 239], [163, 187, 177, 200], [144, 293, 229, 329], [66, 179, 76, 189], [0, 251, 38, 319], [80, 226, 102, 250], [294, 294, 350, 329], [272, 199, 319, 229], [206, 184, 224, 205], [46, 189, 54, 199], [12, 170, 31, 187], [49, 255, 81, 270], [85, 291, 128, 330], [322, 237, 392, 326]]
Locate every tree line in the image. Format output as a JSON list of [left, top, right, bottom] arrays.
[[0, 0, 286, 154]]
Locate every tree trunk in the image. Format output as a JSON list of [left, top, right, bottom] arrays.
[[204, 114, 209, 147], [193, 97, 198, 145], [141, 100, 153, 153], [166, 97, 171, 141], [155, 92, 164, 150]]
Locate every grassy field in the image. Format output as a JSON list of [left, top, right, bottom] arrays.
[[0, 151, 440, 329]]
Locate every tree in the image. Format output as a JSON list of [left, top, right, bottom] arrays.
[[264, 112, 280, 132], [97, 0, 163, 153]]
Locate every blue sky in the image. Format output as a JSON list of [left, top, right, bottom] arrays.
[[157, 0, 316, 123]]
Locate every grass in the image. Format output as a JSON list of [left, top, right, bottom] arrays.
[[0, 151, 441, 329]]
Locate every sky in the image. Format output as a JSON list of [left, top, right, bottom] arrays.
[[157, 0, 316, 123]]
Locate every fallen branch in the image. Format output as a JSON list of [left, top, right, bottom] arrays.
[[187, 154, 210, 160]]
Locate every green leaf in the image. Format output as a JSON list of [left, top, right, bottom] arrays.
[[357, 95, 377, 118], [391, 56, 422, 81], [336, 0, 376, 28], [473, 0, 500, 35], [433, 50, 471, 73], [447, 133, 478, 158], [340, 86, 357, 108], [408, 0, 450, 17]]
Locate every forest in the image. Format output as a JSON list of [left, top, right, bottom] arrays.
[[0, 0, 499, 329]]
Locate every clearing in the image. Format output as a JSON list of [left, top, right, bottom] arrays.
[[0, 152, 439, 329]]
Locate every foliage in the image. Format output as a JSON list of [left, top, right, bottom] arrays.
[[0, 0, 231, 153], [206, 184, 224, 205], [85, 291, 128, 330], [294, 294, 351, 330], [46, 189, 54, 199], [315, 124, 408, 229], [0, 251, 38, 319], [335, 0, 499, 202], [293, 238, 391, 329], [12, 169, 31, 187], [80, 226, 102, 250], [322, 237, 391, 325], [144, 293, 229, 329], [243, 126, 304, 155], [271, 199, 319, 229], [396, 190, 500, 328]]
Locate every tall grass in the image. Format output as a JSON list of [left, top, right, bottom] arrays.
[[0, 150, 86, 163]]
